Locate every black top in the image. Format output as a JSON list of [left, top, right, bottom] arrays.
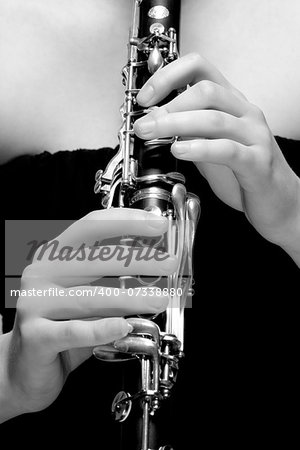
[[0, 137, 299, 448]]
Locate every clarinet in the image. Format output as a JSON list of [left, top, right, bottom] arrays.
[[93, 1, 200, 449]]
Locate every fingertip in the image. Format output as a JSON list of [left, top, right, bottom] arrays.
[[104, 317, 132, 339], [132, 120, 143, 138], [135, 94, 146, 108], [133, 116, 156, 139], [159, 255, 179, 275], [126, 321, 134, 333], [147, 295, 169, 314], [145, 212, 168, 233], [118, 318, 133, 336], [114, 339, 129, 352], [171, 142, 189, 158], [136, 84, 155, 106]]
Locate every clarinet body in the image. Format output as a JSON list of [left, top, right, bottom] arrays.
[[94, 1, 200, 449]]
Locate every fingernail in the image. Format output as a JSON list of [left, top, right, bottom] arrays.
[[148, 296, 168, 312], [109, 319, 131, 338], [114, 340, 129, 352], [172, 142, 188, 156], [127, 323, 134, 333], [159, 256, 177, 274], [134, 116, 156, 136], [137, 84, 154, 105], [147, 216, 167, 231]]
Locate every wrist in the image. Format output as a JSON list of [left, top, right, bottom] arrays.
[[0, 332, 26, 423], [280, 239, 300, 268], [0, 391, 21, 423], [277, 178, 300, 267]]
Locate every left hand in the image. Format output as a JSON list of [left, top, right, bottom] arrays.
[[133, 53, 300, 251]]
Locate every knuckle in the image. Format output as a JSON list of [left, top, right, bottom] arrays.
[[19, 319, 44, 345], [223, 139, 252, 169], [16, 296, 29, 321], [186, 52, 204, 66], [197, 80, 216, 100], [232, 86, 248, 101], [225, 140, 240, 161], [250, 104, 267, 123], [150, 296, 169, 313], [258, 128, 273, 148], [235, 144, 255, 169], [18, 320, 32, 341], [245, 104, 273, 148], [61, 321, 75, 344], [91, 320, 103, 341], [249, 107, 272, 142], [21, 264, 35, 285], [254, 144, 273, 171], [208, 111, 224, 129], [236, 146, 250, 167], [21, 263, 45, 288], [262, 152, 274, 172], [16, 266, 38, 319], [82, 210, 100, 220]]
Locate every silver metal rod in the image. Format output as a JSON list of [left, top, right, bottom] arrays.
[[141, 399, 150, 450]]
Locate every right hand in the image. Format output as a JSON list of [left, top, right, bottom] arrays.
[[134, 53, 300, 256], [1, 208, 176, 421]]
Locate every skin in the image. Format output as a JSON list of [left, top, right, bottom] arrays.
[[2, 0, 300, 159], [0, 209, 177, 422], [133, 53, 300, 265], [0, 3, 299, 423]]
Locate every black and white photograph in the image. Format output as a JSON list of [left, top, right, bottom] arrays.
[[1, 1, 299, 448]]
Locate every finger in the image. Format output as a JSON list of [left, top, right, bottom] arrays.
[[60, 347, 95, 372], [136, 53, 245, 107], [150, 81, 249, 118], [23, 251, 178, 287], [134, 110, 252, 145], [21, 285, 169, 320], [30, 317, 133, 354], [171, 138, 253, 176], [195, 162, 244, 211], [34, 209, 169, 260]]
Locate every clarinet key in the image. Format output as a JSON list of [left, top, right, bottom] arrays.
[[111, 391, 132, 422]]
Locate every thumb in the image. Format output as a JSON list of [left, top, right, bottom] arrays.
[[61, 347, 95, 372]]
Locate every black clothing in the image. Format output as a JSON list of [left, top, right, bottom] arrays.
[[0, 137, 299, 448]]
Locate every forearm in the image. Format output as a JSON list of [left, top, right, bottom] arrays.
[[0, 332, 24, 423], [280, 240, 300, 268], [278, 179, 300, 268]]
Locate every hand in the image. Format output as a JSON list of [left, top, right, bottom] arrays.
[[0, 208, 176, 422], [134, 53, 300, 259]]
